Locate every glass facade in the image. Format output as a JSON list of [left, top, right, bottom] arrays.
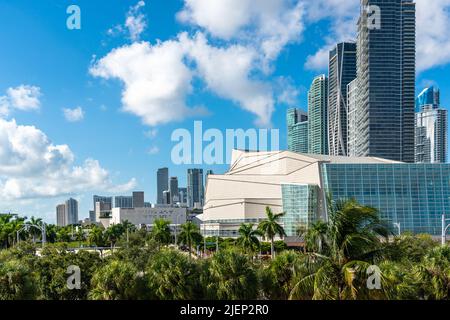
[[281, 184, 319, 237], [321, 163, 450, 235], [328, 42, 356, 156], [308, 75, 328, 155], [356, 0, 416, 163], [416, 86, 440, 112], [287, 108, 309, 154], [187, 168, 204, 208]]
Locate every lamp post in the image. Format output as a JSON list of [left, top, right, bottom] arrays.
[[442, 214, 450, 246], [393, 222, 401, 236]]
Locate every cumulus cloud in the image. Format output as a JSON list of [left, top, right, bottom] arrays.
[[0, 85, 41, 117], [178, 0, 305, 63], [63, 106, 84, 122], [90, 39, 205, 127], [0, 118, 136, 200], [108, 1, 147, 41]]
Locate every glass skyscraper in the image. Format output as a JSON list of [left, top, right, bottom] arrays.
[[169, 176, 179, 204], [356, 0, 416, 163], [114, 196, 133, 208], [415, 87, 448, 164], [287, 108, 308, 154], [328, 42, 356, 156], [308, 75, 328, 155], [65, 198, 78, 225], [347, 79, 359, 157], [157, 167, 169, 204], [187, 168, 204, 208]]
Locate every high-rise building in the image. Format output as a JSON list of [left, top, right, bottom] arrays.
[[157, 168, 169, 204], [56, 204, 66, 227], [163, 190, 171, 205], [89, 210, 95, 222], [416, 86, 440, 111], [114, 196, 133, 208], [356, 0, 416, 162], [65, 198, 78, 225], [415, 87, 448, 164], [187, 169, 204, 208], [308, 75, 328, 155], [169, 177, 179, 204], [328, 42, 357, 156], [178, 187, 188, 205], [287, 108, 309, 154], [347, 79, 359, 157], [132, 191, 145, 208], [92, 195, 112, 223]]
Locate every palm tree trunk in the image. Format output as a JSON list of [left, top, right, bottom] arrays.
[[271, 237, 274, 259]]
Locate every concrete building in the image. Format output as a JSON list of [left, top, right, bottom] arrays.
[[308, 75, 328, 155], [56, 204, 66, 227], [132, 191, 145, 208], [92, 196, 112, 222], [287, 108, 309, 154], [328, 42, 356, 156], [157, 168, 169, 204], [202, 150, 450, 241], [111, 207, 187, 232]]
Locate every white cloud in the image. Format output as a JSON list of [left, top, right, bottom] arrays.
[[0, 118, 136, 200], [177, 0, 305, 64], [90, 39, 206, 127], [0, 85, 42, 117], [181, 32, 274, 126], [108, 1, 147, 42], [63, 106, 84, 122], [147, 146, 160, 155]]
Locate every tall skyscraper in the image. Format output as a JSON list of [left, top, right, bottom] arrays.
[[187, 169, 204, 208], [287, 108, 309, 154], [347, 79, 359, 157], [92, 195, 112, 222], [157, 168, 169, 204], [132, 191, 145, 208], [65, 198, 78, 225], [415, 87, 448, 163], [169, 177, 179, 204], [115, 196, 133, 208], [356, 0, 416, 162], [328, 42, 357, 156], [308, 75, 329, 155], [178, 187, 188, 205], [56, 204, 66, 227]]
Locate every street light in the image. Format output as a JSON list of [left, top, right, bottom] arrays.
[[393, 222, 401, 236], [441, 214, 450, 246]]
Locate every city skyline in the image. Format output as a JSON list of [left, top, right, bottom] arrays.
[[1, 0, 450, 223]]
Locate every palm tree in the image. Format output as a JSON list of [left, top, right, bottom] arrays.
[[88, 226, 105, 247], [75, 227, 85, 247], [178, 222, 202, 259], [237, 223, 262, 254], [122, 220, 135, 246], [27, 216, 43, 243], [298, 220, 328, 253], [258, 207, 286, 259], [290, 199, 390, 300], [151, 219, 171, 247]]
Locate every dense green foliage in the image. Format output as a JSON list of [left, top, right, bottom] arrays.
[[1, 202, 450, 300]]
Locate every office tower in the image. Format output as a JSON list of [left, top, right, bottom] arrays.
[[169, 177, 179, 204], [89, 210, 95, 222], [162, 190, 171, 205], [328, 42, 357, 156], [287, 108, 309, 153], [178, 187, 187, 205], [415, 87, 448, 163], [308, 75, 329, 155], [356, 0, 416, 162], [56, 204, 66, 227], [65, 198, 78, 225], [132, 191, 145, 208], [157, 168, 169, 204], [347, 79, 359, 157], [114, 196, 133, 208], [187, 169, 204, 208], [93, 196, 112, 210], [416, 86, 440, 110]]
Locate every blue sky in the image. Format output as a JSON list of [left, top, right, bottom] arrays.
[[0, 0, 449, 223]]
